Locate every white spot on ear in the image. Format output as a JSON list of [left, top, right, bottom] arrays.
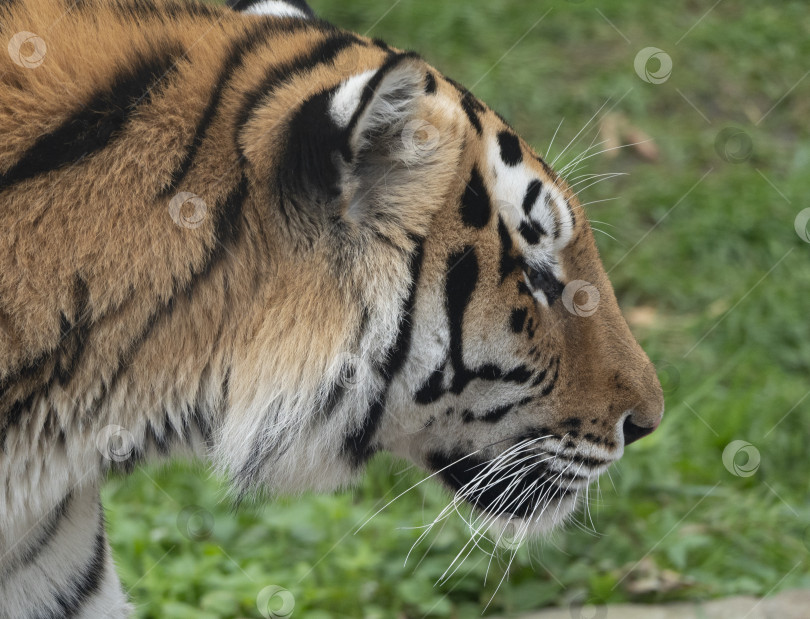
[[329, 70, 377, 128], [243, 0, 309, 18]]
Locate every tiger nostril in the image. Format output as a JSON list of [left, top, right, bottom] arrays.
[[622, 416, 658, 446]]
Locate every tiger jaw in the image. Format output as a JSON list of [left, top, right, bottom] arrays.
[[416, 433, 613, 530]]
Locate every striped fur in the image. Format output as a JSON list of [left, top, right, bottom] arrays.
[[0, 0, 664, 614]]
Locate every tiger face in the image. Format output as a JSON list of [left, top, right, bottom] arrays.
[[228, 49, 664, 538], [365, 65, 665, 537]]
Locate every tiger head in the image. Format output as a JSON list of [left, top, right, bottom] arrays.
[[227, 45, 663, 539]]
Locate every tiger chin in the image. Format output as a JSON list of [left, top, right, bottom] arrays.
[[0, 0, 664, 615]]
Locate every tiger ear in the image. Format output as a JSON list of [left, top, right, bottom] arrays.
[[278, 57, 458, 241]]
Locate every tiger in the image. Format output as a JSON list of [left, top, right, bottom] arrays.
[[0, 0, 665, 616]]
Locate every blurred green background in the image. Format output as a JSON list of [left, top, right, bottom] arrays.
[[104, 1, 810, 616]]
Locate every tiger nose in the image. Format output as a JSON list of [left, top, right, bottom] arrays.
[[615, 365, 665, 446], [622, 412, 661, 446]]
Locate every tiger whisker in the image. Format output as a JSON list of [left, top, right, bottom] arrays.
[[545, 117, 565, 161], [551, 99, 612, 167], [557, 139, 610, 175]]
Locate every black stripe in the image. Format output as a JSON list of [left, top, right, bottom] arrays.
[[522, 179, 543, 215], [0, 492, 73, 579], [277, 85, 346, 213], [446, 77, 485, 135], [509, 307, 527, 333], [478, 403, 513, 424], [446, 247, 478, 394], [322, 381, 347, 419], [497, 130, 523, 166], [539, 356, 560, 397], [0, 44, 184, 191], [343, 238, 425, 465], [103, 0, 222, 20], [371, 37, 392, 52], [534, 154, 559, 183], [567, 202, 577, 228], [233, 32, 360, 156], [1, 275, 91, 445], [460, 167, 491, 229], [414, 365, 445, 404], [460, 92, 484, 134], [380, 239, 425, 381], [145, 413, 173, 456], [424, 71, 437, 94], [161, 19, 300, 195], [531, 366, 547, 386], [53, 275, 91, 387], [518, 221, 541, 244], [49, 509, 107, 618], [503, 365, 532, 383], [497, 217, 519, 282]]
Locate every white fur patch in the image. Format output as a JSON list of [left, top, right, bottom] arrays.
[[486, 137, 574, 285], [329, 70, 377, 128], [244, 0, 309, 18]]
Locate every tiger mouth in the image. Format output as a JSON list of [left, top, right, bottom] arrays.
[[427, 448, 588, 520]]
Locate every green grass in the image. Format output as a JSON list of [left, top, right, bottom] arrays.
[[104, 1, 810, 616]]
